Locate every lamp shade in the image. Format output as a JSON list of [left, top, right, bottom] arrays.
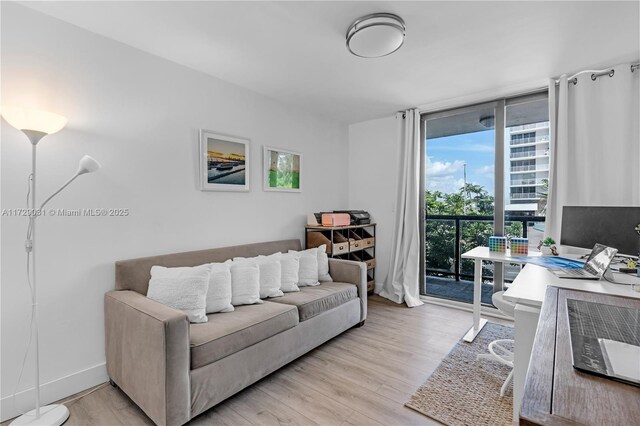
[[77, 155, 101, 175], [1, 106, 67, 135]]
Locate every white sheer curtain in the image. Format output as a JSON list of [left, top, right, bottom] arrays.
[[546, 63, 640, 241], [379, 109, 424, 307]]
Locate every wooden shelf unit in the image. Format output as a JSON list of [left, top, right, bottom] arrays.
[[304, 223, 376, 293]]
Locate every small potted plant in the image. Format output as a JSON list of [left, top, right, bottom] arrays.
[[538, 237, 557, 256]]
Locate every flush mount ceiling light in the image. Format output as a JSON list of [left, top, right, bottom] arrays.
[[479, 115, 495, 128], [346, 13, 406, 58]]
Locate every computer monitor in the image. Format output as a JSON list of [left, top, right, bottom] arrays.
[[561, 206, 640, 256]]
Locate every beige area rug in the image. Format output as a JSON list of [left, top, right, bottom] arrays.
[[405, 323, 514, 426]]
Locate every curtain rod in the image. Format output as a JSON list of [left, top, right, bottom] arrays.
[[399, 63, 639, 115], [556, 62, 640, 85]]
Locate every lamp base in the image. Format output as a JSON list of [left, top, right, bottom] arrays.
[[10, 404, 69, 426]]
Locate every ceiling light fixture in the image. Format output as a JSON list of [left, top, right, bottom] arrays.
[[479, 115, 495, 128], [346, 13, 406, 58]]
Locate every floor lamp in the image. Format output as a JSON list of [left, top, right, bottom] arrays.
[[1, 106, 101, 426]]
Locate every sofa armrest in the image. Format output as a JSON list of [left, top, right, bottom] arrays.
[[328, 258, 367, 321], [105, 290, 190, 426]]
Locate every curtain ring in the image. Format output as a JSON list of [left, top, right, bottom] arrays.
[[570, 77, 578, 85], [608, 69, 615, 78], [591, 73, 597, 81]]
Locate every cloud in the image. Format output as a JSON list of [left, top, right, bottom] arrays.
[[426, 157, 465, 177], [475, 164, 494, 176], [425, 157, 466, 193], [426, 176, 465, 194]]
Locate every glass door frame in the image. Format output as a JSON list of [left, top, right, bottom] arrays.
[[420, 99, 506, 296]]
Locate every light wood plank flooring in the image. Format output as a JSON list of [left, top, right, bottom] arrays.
[[3, 296, 507, 426]]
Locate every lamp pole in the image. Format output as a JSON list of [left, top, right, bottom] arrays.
[[23, 130, 47, 420], [31, 143, 40, 420], [463, 162, 468, 214], [2, 107, 100, 426]]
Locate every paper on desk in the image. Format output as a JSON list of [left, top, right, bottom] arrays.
[[600, 339, 640, 383]]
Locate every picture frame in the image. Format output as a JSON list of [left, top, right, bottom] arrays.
[[199, 130, 250, 192], [263, 146, 302, 192]]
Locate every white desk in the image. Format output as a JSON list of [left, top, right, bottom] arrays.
[[504, 262, 640, 421], [460, 247, 542, 342]]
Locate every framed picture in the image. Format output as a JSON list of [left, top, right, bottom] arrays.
[[199, 130, 250, 192], [263, 146, 302, 192]]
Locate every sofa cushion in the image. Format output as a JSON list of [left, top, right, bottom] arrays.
[[190, 301, 298, 369], [269, 282, 357, 322]]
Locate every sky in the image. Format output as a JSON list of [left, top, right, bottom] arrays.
[[426, 129, 495, 195], [207, 137, 246, 158]]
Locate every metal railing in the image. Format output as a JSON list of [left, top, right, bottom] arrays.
[[509, 122, 550, 132], [510, 136, 550, 146], [510, 150, 548, 159], [510, 178, 545, 186], [511, 165, 549, 172], [510, 193, 539, 199], [425, 214, 546, 283]]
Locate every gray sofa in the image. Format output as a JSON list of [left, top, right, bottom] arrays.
[[105, 239, 367, 426]]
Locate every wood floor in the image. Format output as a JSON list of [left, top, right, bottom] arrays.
[[4, 296, 506, 426]]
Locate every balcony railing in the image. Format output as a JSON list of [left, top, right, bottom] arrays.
[[509, 122, 550, 132], [510, 150, 548, 159], [511, 164, 549, 172], [510, 136, 550, 146], [510, 193, 540, 199], [511, 165, 537, 172], [510, 178, 545, 186], [425, 214, 546, 285]]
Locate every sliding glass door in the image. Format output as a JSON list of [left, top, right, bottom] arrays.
[[422, 92, 549, 305]]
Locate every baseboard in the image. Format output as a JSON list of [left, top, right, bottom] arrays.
[[0, 363, 108, 422]]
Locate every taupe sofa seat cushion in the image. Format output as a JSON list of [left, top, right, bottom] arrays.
[[269, 282, 358, 322], [190, 301, 298, 369]]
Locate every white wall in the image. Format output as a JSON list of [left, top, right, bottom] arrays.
[[348, 116, 399, 292], [0, 4, 348, 420]]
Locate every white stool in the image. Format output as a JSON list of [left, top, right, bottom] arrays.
[[476, 291, 515, 397]]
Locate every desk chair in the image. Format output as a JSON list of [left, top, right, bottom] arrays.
[[476, 291, 516, 397]]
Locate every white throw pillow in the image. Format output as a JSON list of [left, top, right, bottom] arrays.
[[147, 265, 210, 323], [289, 245, 332, 282], [275, 252, 300, 292], [288, 250, 320, 286], [227, 260, 263, 306], [205, 263, 234, 313], [233, 255, 284, 299], [315, 244, 332, 282]]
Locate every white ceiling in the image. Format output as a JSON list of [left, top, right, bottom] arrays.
[[19, 1, 640, 124]]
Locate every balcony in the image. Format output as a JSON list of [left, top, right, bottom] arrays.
[[509, 122, 550, 133], [511, 164, 549, 173], [424, 214, 546, 304], [510, 135, 549, 146], [510, 193, 540, 199], [510, 178, 546, 186], [510, 150, 548, 159], [426, 276, 494, 305]]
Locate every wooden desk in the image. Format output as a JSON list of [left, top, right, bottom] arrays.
[[521, 287, 640, 425], [504, 263, 640, 421]]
